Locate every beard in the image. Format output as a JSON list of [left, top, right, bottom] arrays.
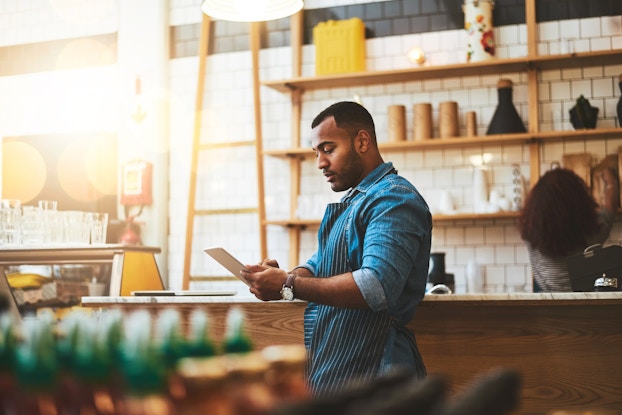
[[329, 143, 364, 192]]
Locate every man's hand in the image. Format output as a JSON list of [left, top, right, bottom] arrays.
[[259, 258, 280, 268], [242, 265, 288, 301]]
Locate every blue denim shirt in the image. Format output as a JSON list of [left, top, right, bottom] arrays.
[[298, 162, 432, 394], [303, 161, 432, 325]]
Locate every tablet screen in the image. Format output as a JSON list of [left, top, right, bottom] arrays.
[[203, 247, 250, 286]]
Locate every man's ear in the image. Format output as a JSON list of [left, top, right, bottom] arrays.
[[356, 130, 371, 152]]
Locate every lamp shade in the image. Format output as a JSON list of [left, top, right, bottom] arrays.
[[201, 0, 303, 22]]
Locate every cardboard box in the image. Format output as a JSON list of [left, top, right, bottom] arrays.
[[313, 18, 366, 75]]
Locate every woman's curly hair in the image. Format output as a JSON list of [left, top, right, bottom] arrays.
[[517, 168, 600, 257]]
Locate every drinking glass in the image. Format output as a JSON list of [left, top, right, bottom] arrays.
[[21, 206, 45, 246], [89, 212, 109, 245], [0, 199, 22, 247], [38, 200, 59, 245], [62, 211, 91, 246]]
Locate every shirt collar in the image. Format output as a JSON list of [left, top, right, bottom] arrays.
[[343, 162, 396, 201]]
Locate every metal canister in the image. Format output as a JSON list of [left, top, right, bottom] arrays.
[[593, 274, 619, 292]]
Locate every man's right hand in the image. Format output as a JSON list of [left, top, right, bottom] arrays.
[[260, 258, 280, 268]]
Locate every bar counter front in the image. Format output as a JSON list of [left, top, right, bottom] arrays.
[[82, 292, 622, 415]]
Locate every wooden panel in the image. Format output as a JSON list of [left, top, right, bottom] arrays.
[[91, 298, 622, 414], [108, 301, 307, 348], [414, 303, 622, 414]]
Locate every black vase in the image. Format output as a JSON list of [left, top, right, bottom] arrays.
[[569, 94, 599, 130], [428, 252, 446, 282], [617, 79, 622, 127], [486, 79, 527, 135]]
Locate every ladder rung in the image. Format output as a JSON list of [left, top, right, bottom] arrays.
[[193, 207, 258, 216], [189, 276, 239, 282], [199, 140, 255, 150]]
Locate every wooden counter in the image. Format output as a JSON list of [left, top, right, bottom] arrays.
[[82, 292, 622, 415]]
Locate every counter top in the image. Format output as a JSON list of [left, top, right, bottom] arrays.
[[81, 291, 622, 307], [79, 290, 622, 414]]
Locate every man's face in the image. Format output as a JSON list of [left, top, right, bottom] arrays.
[[311, 116, 364, 192]]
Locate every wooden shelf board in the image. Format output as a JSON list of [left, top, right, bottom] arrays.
[[530, 50, 622, 70], [264, 219, 321, 227], [377, 133, 532, 150], [264, 211, 520, 228], [263, 129, 622, 159], [263, 50, 622, 93], [535, 127, 622, 142], [432, 211, 520, 222], [263, 57, 529, 93]]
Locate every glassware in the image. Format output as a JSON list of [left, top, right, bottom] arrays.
[[38, 200, 59, 246], [89, 212, 109, 245], [0, 199, 22, 247], [62, 211, 91, 246], [21, 206, 44, 247]]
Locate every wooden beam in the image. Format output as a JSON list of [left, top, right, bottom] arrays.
[[251, 22, 268, 260], [182, 13, 210, 290]]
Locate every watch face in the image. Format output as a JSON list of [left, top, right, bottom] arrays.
[[281, 287, 294, 300]]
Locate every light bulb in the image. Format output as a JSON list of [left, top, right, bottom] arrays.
[[408, 47, 426, 65]]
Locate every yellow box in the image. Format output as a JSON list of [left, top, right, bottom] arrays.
[[313, 18, 366, 76]]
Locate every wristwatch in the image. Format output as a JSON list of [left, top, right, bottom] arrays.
[[280, 273, 297, 301]]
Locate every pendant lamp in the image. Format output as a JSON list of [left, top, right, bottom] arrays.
[[201, 0, 303, 22]]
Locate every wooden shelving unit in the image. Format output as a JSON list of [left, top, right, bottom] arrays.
[[257, 0, 622, 267], [263, 211, 521, 230], [263, 50, 622, 94], [264, 128, 622, 159]]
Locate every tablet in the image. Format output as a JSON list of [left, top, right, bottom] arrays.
[[203, 247, 251, 286], [131, 290, 237, 296]]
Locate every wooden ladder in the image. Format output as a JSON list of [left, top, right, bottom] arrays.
[[181, 15, 267, 290]]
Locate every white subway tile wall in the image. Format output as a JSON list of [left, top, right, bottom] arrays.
[[174, 8, 622, 293], [0, 0, 621, 293]]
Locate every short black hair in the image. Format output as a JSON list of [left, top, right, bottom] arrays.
[[311, 101, 376, 143]]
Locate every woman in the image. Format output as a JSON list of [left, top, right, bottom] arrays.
[[517, 167, 618, 292]]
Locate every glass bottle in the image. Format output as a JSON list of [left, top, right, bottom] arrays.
[[172, 356, 232, 415], [0, 313, 19, 413], [262, 344, 308, 403], [14, 311, 60, 415], [486, 79, 526, 135], [118, 310, 174, 415], [226, 352, 275, 415], [223, 307, 253, 354], [185, 309, 217, 358]]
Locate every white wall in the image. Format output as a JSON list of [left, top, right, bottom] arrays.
[[1, 0, 621, 293], [167, 1, 622, 294]]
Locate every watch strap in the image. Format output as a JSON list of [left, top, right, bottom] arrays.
[[281, 272, 297, 300], [284, 272, 297, 289]]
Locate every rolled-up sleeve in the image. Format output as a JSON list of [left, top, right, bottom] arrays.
[[352, 268, 386, 310], [351, 182, 430, 312]]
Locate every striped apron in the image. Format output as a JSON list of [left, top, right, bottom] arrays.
[[304, 200, 395, 397]]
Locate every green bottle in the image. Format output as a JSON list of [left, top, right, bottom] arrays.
[[223, 307, 253, 354], [0, 313, 19, 412], [118, 310, 174, 415], [185, 309, 217, 358], [155, 308, 187, 370], [14, 310, 59, 414]]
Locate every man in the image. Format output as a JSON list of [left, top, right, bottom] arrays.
[[242, 101, 432, 397]]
